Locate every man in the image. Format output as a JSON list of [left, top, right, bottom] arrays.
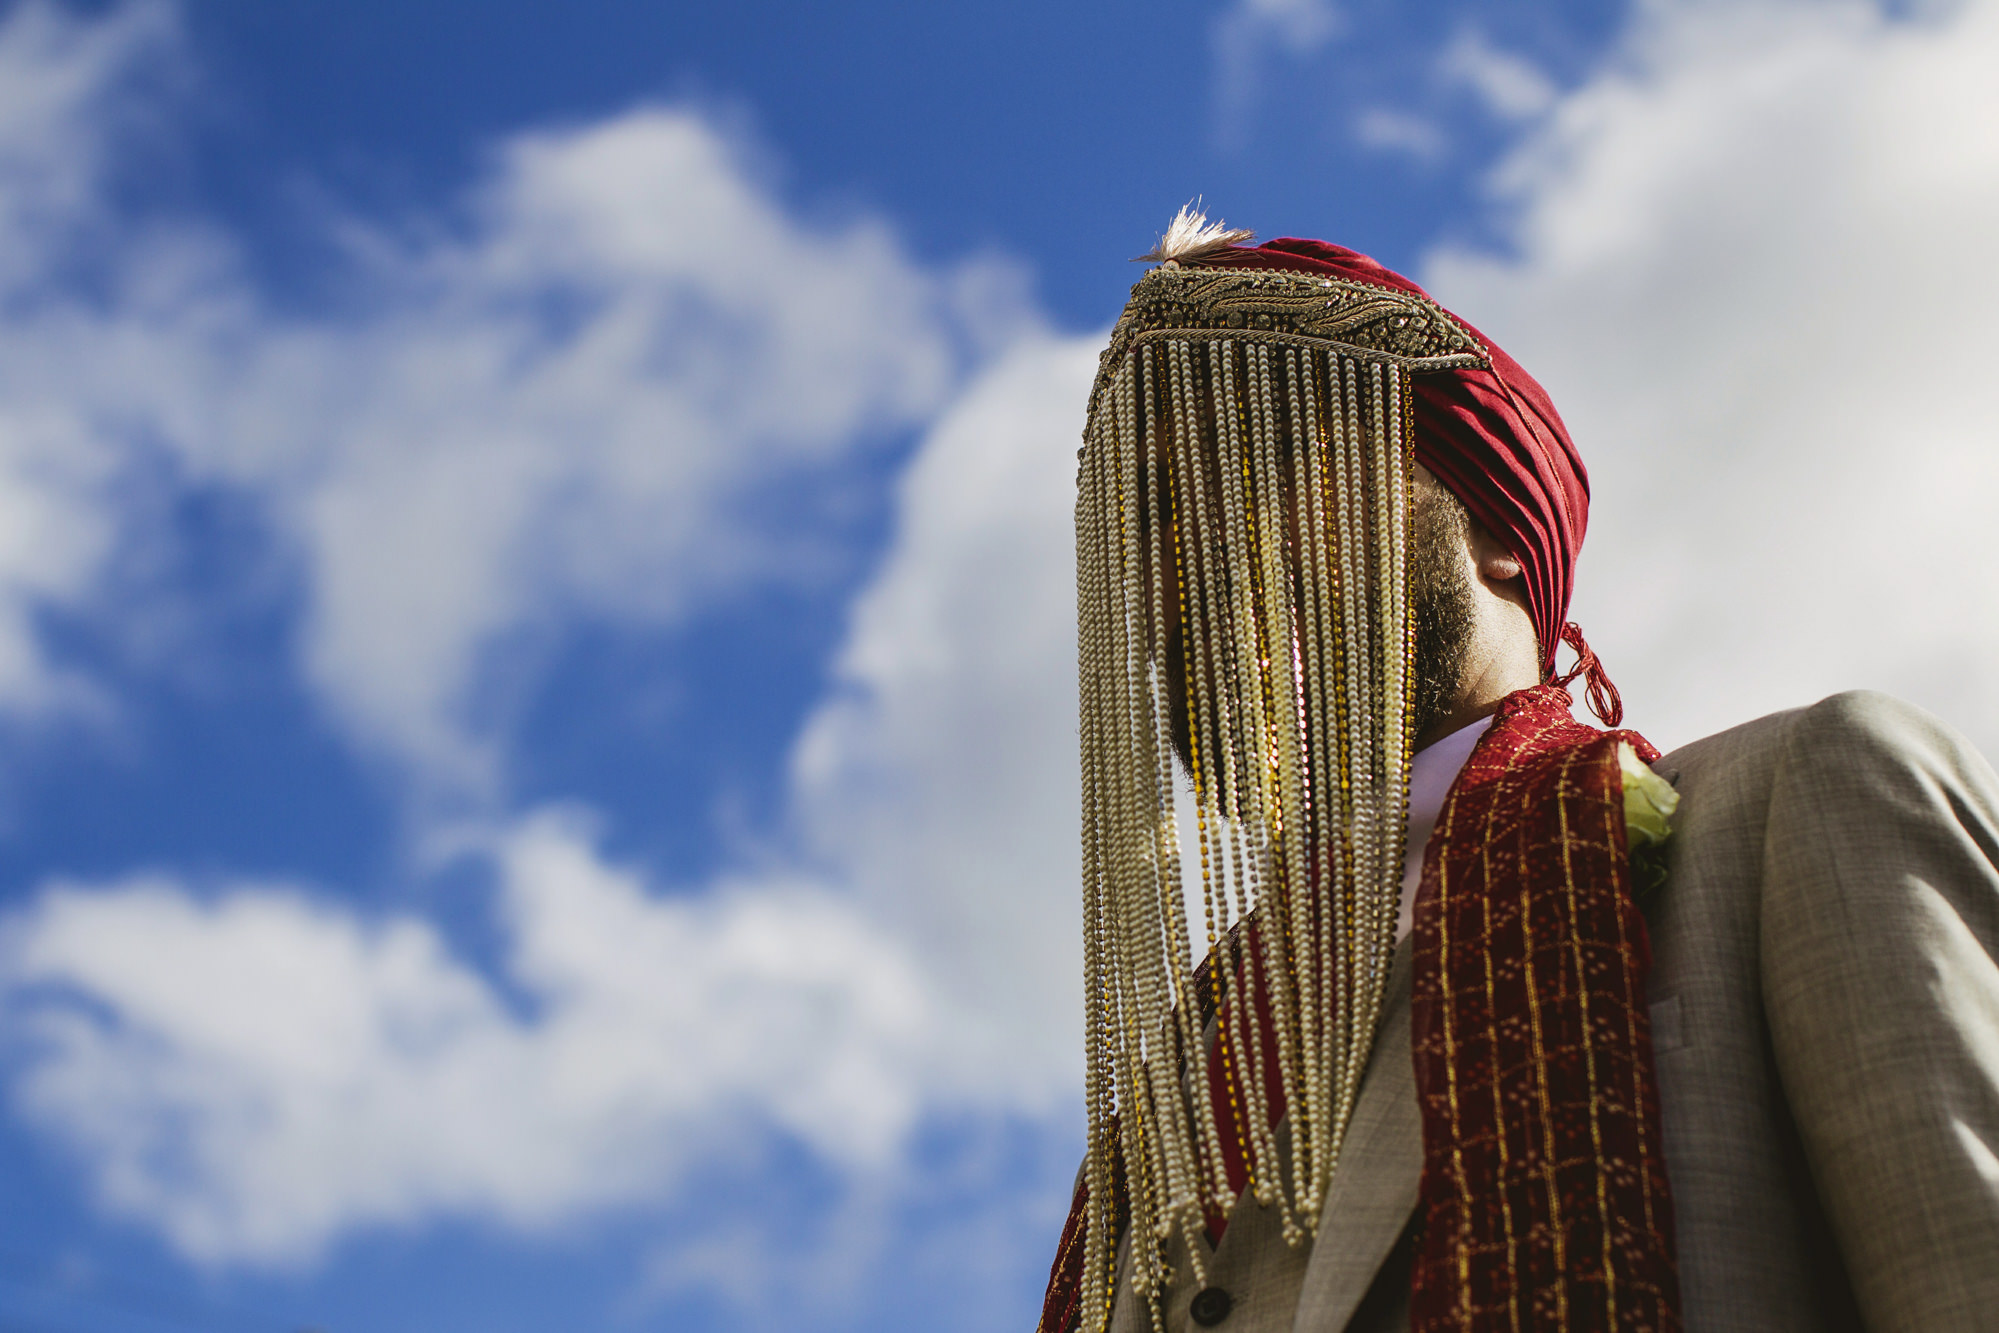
[[1038, 210, 1999, 1332]]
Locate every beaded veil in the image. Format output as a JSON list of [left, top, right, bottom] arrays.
[[1074, 217, 1490, 1328]]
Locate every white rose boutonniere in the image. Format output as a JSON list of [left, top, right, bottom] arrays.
[[1617, 740, 1679, 895]]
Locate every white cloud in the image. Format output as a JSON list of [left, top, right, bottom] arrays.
[[0, 334, 1098, 1267], [0, 0, 177, 280], [789, 335, 1099, 1100], [241, 112, 965, 786], [0, 1, 980, 789], [1354, 106, 1448, 161], [1438, 28, 1558, 120], [1424, 0, 1999, 757], [4, 809, 933, 1264], [1212, 0, 1344, 141], [0, 0, 1093, 1272], [0, 1, 183, 715]]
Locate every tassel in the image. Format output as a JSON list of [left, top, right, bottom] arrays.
[[1552, 621, 1624, 728]]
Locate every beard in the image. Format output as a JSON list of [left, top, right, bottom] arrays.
[[1408, 484, 1479, 747], [1163, 481, 1482, 787]]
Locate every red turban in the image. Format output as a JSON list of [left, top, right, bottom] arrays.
[[1188, 237, 1587, 680]]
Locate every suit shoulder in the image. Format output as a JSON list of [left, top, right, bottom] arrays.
[[1781, 690, 1991, 783], [1654, 703, 1799, 786], [1664, 690, 1999, 820], [1663, 691, 1975, 768]]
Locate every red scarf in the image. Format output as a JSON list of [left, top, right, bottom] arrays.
[[1037, 686, 1681, 1332], [1408, 684, 1679, 1330]]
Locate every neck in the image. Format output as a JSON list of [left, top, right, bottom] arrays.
[[1415, 656, 1539, 751], [1414, 595, 1543, 752]]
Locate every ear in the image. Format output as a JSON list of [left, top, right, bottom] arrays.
[[1479, 547, 1524, 583], [1469, 523, 1524, 584]]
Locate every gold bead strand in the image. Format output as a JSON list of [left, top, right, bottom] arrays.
[[1202, 344, 1254, 934], [1145, 397, 1216, 1293], [1110, 354, 1169, 1290], [1159, 339, 1234, 1213], [1144, 351, 1211, 1279], [1170, 341, 1255, 1212], [1084, 381, 1132, 1299], [1130, 345, 1197, 1255], [1330, 353, 1377, 1151], [1248, 343, 1319, 1231], [1293, 347, 1345, 1221], [1372, 363, 1416, 991], [1211, 340, 1291, 1229], [1242, 343, 1311, 1242], [1080, 387, 1136, 1331], [1339, 357, 1386, 1123], [1284, 343, 1341, 1208], [1194, 343, 1265, 1197], [1075, 412, 1112, 1332], [1363, 361, 1401, 976], [1284, 346, 1337, 1209]]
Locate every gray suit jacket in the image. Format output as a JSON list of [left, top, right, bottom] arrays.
[[1104, 691, 1999, 1331]]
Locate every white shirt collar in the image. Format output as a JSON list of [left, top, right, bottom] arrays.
[[1397, 714, 1495, 941]]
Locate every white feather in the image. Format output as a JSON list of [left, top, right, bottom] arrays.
[[1136, 202, 1255, 265]]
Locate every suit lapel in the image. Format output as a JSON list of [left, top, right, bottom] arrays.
[[1291, 935, 1422, 1331]]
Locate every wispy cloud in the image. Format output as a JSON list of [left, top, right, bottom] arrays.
[[1426, 0, 1999, 755], [1438, 27, 1557, 121], [254, 106, 969, 790], [788, 337, 1097, 1090], [0, 0, 1016, 794], [2, 333, 1100, 1272], [5, 811, 932, 1264], [0, 0, 181, 716], [1348, 26, 1557, 164], [1211, 0, 1344, 145], [1353, 106, 1448, 162], [0, 0, 1089, 1281]]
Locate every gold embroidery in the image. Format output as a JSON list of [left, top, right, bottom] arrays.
[[1514, 713, 1570, 1329], [1475, 821, 1522, 1331], [1555, 747, 1619, 1327]]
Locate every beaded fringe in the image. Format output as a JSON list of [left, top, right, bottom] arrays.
[[1076, 337, 1416, 1331]]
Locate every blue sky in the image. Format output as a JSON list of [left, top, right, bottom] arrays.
[[0, 1, 1995, 1330]]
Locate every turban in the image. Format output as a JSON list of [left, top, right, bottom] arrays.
[[1184, 237, 1588, 680]]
